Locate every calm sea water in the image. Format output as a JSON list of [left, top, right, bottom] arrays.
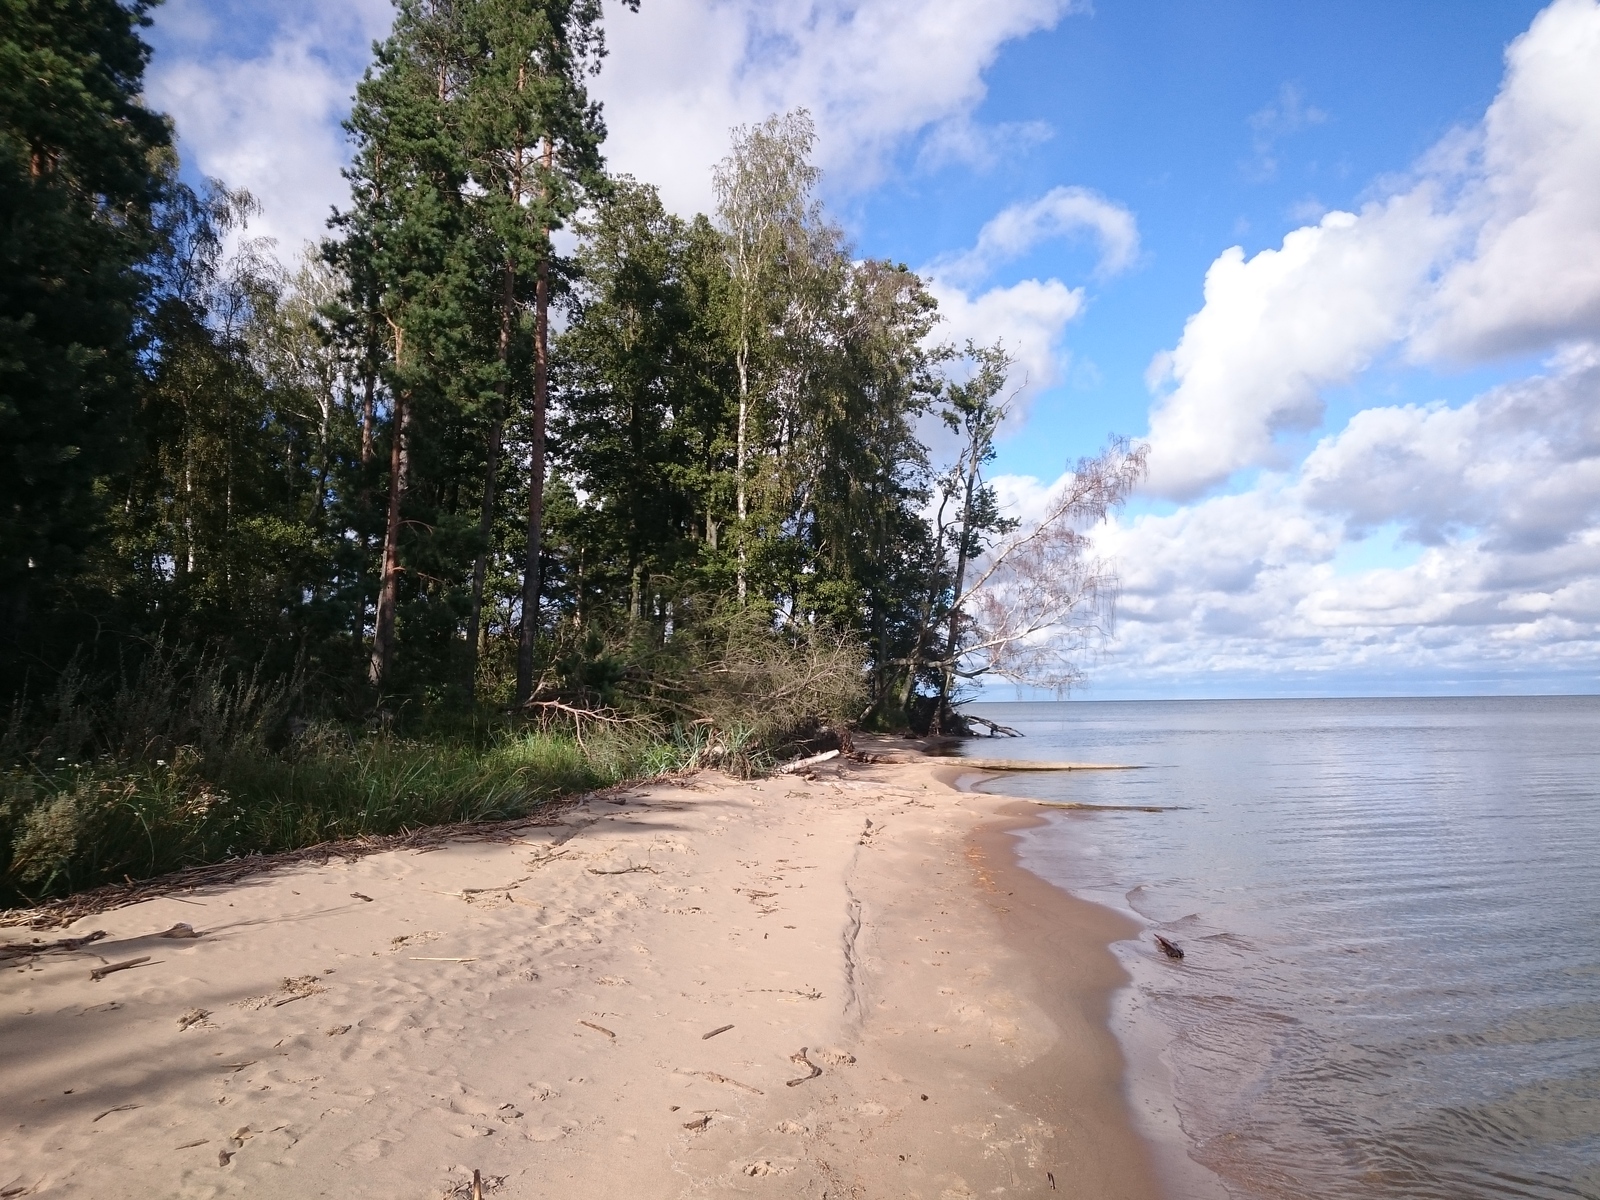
[[961, 697, 1600, 1200]]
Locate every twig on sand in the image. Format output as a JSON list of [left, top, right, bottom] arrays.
[[579, 1020, 616, 1040], [523, 848, 571, 869], [0, 929, 106, 962], [684, 1070, 762, 1095], [701, 1024, 734, 1040], [785, 1047, 822, 1087], [682, 1113, 712, 1131], [410, 957, 477, 963], [586, 864, 658, 876], [462, 878, 529, 895], [90, 956, 151, 982], [93, 1104, 140, 1122]]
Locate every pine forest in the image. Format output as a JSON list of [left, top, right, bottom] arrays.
[[0, 0, 1143, 902]]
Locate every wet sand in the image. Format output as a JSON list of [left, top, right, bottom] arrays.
[[0, 750, 1163, 1199]]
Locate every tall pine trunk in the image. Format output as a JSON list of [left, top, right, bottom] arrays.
[[369, 388, 410, 688], [466, 260, 515, 696], [516, 162, 552, 706], [514, 259, 548, 704]]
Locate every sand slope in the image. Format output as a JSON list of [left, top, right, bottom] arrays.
[[0, 756, 1161, 1199]]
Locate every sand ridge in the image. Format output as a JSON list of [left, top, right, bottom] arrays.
[[0, 755, 1162, 1199]]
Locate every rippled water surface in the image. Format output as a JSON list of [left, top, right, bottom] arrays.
[[963, 697, 1600, 1200]]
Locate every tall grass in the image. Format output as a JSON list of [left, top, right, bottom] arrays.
[[0, 649, 685, 907]]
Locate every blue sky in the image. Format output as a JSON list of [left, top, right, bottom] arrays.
[[145, 0, 1600, 699], [865, 1, 1548, 478]]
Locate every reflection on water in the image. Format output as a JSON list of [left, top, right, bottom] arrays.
[[965, 697, 1600, 1200]]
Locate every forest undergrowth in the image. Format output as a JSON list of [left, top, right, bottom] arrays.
[[0, 624, 857, 908]]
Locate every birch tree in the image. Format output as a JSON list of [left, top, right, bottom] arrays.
[[712, 109, 822, 602]]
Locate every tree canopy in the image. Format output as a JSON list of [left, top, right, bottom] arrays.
[[1, 0, 1142, 737]]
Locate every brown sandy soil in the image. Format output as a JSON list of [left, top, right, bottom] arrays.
[[0, 752, 1163, 1200]]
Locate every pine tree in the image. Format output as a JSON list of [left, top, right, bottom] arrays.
[[455, 0, 634, 704], [336, 0, 478, 692], [0, 0, 170, 646]]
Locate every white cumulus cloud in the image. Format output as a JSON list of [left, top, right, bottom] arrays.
[[147, 0, 1083, 250], [1142, 0, 1600, 500], [147, 0, 392, 253], [593, 0, 1084, 215], [931, 186, 1140, 284], [1143, 194, 1454, 498]]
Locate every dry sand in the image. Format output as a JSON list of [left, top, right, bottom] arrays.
[[0, 751, 1164, 1199]]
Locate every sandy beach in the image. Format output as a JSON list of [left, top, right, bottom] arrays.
[[0, 749, 1162, 1200]]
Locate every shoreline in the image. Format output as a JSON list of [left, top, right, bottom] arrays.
[[960, 771, 1232, 1200], [0, 750, 1165, 1198]]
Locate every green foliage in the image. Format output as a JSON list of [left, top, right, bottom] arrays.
[[0, 645, 673, 904], [0, 0, 170, 635]]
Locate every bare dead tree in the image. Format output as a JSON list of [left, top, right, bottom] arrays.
[[911, 341, 1147, 726], [957, 438, 1147, 693]]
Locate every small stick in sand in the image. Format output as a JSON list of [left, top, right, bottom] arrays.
[[785, 1048, 822, 1087], [523, 848, 571, 867], [93, 1104, 140, 1122], [90, 956, 151, 981], [271, 993, 308, 1007], [410, 956, 477, 963], [682, 1114, 711, 1131], [701, 1024, 734, 1040], [177, 1008, 210, 1030], [689, 1071, 762, 1095], [0, 929, 107, 962], [350, 893, 374, 902], [578, 1020, 616, 1039], [1048, 1171, 1057, 1189], [586, 864, 658, 875], [461, 877, 528, 895], [173, 1139, 208, 1150], [471, 1168, 483, 1200], [1153, 934, 1184, 960]]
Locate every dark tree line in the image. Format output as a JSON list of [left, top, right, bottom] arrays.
[[2, 0, 1142, 735]]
